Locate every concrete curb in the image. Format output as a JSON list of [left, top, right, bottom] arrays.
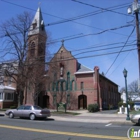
[[0, 110, 134, 125], [51, 115, 132, 124]]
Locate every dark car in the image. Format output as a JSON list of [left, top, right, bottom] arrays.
[[5, 104, 51, 120]]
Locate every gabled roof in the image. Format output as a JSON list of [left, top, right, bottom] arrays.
[[74, 63, 94, 74], [0, 85, 16, 93], [49, 42, 76, 63], [28, 7, 46, 36]]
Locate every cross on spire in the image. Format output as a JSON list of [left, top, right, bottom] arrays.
[[61, 40, 64, 46], [38, 2, 41, 7]]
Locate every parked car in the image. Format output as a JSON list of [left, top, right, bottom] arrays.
[[131, 113, 140, 125], [5, 104, 51, 120]]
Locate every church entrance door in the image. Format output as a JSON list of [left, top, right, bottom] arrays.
[[78, 95, 87, 109]]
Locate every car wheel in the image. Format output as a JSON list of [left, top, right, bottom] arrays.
[[9, 112, 14, 118], [30, 114, 36, 120]]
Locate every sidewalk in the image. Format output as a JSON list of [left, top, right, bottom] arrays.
[[50, 109, 133, 124], [0, 110, 133, 124]]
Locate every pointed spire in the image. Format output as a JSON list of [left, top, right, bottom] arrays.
[[28, 7, 46, 36]]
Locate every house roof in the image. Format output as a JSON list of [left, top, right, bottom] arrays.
[[0, 85, 16, 93], [74, 63, 94, 75]]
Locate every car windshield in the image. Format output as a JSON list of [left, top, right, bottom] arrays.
[[33, 105, 42, 110]]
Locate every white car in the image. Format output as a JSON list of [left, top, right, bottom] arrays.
[[5, 104, 51, 120], [131, 113, 140, 125]]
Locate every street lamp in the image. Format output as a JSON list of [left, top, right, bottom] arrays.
[[123, 68, 130, 120]]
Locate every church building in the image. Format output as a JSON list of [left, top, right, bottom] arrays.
[[23, 7, 120, 110], [45, 42, 120, 110], [0, 7, 121, 110]]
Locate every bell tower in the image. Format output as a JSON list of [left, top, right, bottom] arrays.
[[24, 7, 47, 105], [27, 7, 47, 62]]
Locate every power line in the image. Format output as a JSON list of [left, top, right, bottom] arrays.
[[68, 39, 136, 53], [1, 22, 133, 46], [39, 48, 138, 65], [105, 26, 136, 75], [73, 43, 136, 57], [1, 0, 133, 38], [60, 24, 133, 41], [0, 47, 137, 66], [71, 0, 134, 17], [108, 52, 131, 77]]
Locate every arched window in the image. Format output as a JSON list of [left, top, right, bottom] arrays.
[[67, 72, 70, 90], [30, 42, 35, 56]]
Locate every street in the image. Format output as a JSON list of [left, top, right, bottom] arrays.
[[0, 115, 139, 140]]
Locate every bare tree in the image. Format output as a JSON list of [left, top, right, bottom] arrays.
[[0, 11, 33, 106], [128, 80, 139, 93], [25, 58, 46, 105], [119, 87, 125, 93], [127, 80, 140, 99]]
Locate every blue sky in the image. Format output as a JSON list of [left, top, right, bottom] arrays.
[[0, 0, 139, 89]]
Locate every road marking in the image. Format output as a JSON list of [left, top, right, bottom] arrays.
[[105, 123, 112, 126], [0, 124, 128, 140]]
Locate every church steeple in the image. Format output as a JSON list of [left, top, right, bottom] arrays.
[[28, 7, 46, 36], [27, 7, 47, 60]]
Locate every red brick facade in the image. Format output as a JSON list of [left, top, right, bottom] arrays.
[[0, 7, 119, 110], [0, 7, 120, 110], [45, 45, 121, 110]]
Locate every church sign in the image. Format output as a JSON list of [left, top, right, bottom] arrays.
[[57, 102, 66, 112]]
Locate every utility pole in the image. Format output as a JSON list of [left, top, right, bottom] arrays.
[[128, 0, 140, 88], [135, 0, 140, 88]]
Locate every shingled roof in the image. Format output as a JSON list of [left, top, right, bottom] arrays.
[[74, 63, 94, 74]]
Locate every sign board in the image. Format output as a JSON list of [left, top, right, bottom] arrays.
[[57, 102, 66, 112]]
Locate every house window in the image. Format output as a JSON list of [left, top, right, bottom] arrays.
[[0, 93, 4, 100], [5, 93, 14, 101], [81, 82, 84, 90]]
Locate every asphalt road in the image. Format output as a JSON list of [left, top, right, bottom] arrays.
[[0, 116, 139, 140]]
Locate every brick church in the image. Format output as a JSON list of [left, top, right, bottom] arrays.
[[21, 7, 120, 110], [0, 7, 121, 110]]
